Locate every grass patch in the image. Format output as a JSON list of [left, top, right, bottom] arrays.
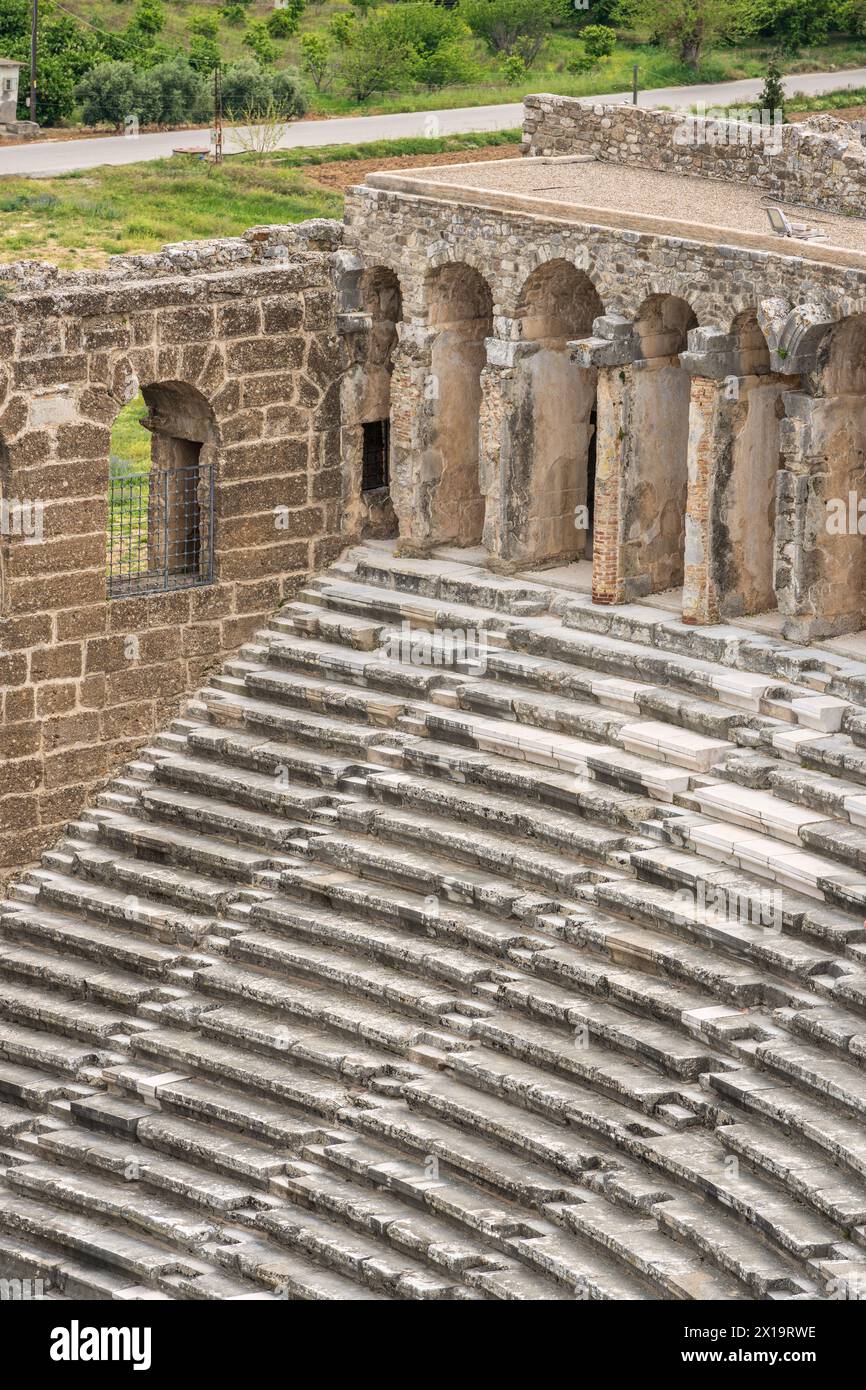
[[0, 130, 521, 267]]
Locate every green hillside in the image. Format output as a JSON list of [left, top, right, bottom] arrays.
[[2, 0, 866, 127]]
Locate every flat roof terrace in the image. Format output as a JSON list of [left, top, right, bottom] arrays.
[[364, 154, 866, 271]]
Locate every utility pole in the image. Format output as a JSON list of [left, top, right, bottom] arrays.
[[212, 64, 223, 165], [29, 0, 37, 123]]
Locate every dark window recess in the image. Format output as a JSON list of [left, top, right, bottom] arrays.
[[108, 449, 215, 599], [362, 419, 390, 492], [586, 407, 597, 551]]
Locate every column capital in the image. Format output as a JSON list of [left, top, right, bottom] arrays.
[[569, 313, 639, 368], [679, 325, 739, 378]]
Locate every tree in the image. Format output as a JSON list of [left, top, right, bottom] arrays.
[[459, 0, 561, 65], [758, 55, 785, 116], [128, 0, 166, 39], [74, 61, 146, 130], [739, 0, 832, 51], [387, 4, 476, 89], [220, 4, 249, 26], [188, 12, 221, 39], [188, 35, 222, 73], [219, 56, 305, 117], [337, 13, 413, 101], [300, 32, 335, 91], [147, 54, 211, 124], [613, 0, 746, 69], [243, 21, 279, 64]]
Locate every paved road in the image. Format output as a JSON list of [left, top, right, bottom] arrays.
[[4, 66, 866, 177]]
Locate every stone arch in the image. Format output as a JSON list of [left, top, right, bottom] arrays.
[[420, 261, 494, 547], [341, 265, 402, 539], [107, 378, 217, 597], [482, 260, 604, 568], [624, 293, 698, 596]]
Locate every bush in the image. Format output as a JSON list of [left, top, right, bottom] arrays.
[[565, 50, 597, 74], [188, 11, 220, 39], [148, 54, 211, 123], [220, 56, 306, 117], [271, 68, 307, 116], [220, 3, 248, 25], [501, 53, 526, 82], [74, 55, 211, 128], [129, 0, 166, 39], [581, 23, 616, 58], [267, 9, 298, 38]]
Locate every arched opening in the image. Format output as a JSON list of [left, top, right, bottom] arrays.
[[425, 262, 493, 546], [626, 293, 697, 597], [499, 259, 603, 567], [350, 266, 402, 538], [107, 382, 216, 598]]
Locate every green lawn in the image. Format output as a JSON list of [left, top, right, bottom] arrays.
[[0, 130, 519, 266]]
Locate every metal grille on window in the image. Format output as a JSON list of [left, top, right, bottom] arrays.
[[361, 418, 390, 492], [108, 449, 215, 598]]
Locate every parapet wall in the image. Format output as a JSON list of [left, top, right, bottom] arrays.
[[0, 221, 345, 883], [522, 94, 866, 217]]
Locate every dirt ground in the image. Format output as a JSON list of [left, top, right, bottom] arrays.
[[305, 142, 522, 192], [788, 104, 866, 122]]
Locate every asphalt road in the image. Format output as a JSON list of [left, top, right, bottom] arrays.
[[3, 66, 866, 178]]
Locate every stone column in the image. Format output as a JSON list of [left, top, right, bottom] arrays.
[[776, 390, 866, 640], [481, 321, 598, 573], [571, 315, 639, 605], [680, 329, 739, 625], [387, 320, 436, 555], [681, 328, 796, 626]]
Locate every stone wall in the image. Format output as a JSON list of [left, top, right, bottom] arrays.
[[0, 221, 345, 883], [522, 95, 866, 218], [344, 178, 866, 637]]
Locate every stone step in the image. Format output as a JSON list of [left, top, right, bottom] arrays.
[[548, 1196, 747, 1300], [715, 1119, 866, 1230], [12, 876, 214, 952], [35, 1125, 263, 1212], [593, 880, 847, 995], [0, 939, 159, 1010]]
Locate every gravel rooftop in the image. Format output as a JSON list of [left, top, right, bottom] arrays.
[[371, 156, 866, 257]]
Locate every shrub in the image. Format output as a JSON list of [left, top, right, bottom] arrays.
[[581, 23, 616, 58], [220, 3, 248, 25], [501, 52, 526, 82], [188, 11, 220, 39], [220, 56, 306, 117], [267, 9, 300, 39]]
